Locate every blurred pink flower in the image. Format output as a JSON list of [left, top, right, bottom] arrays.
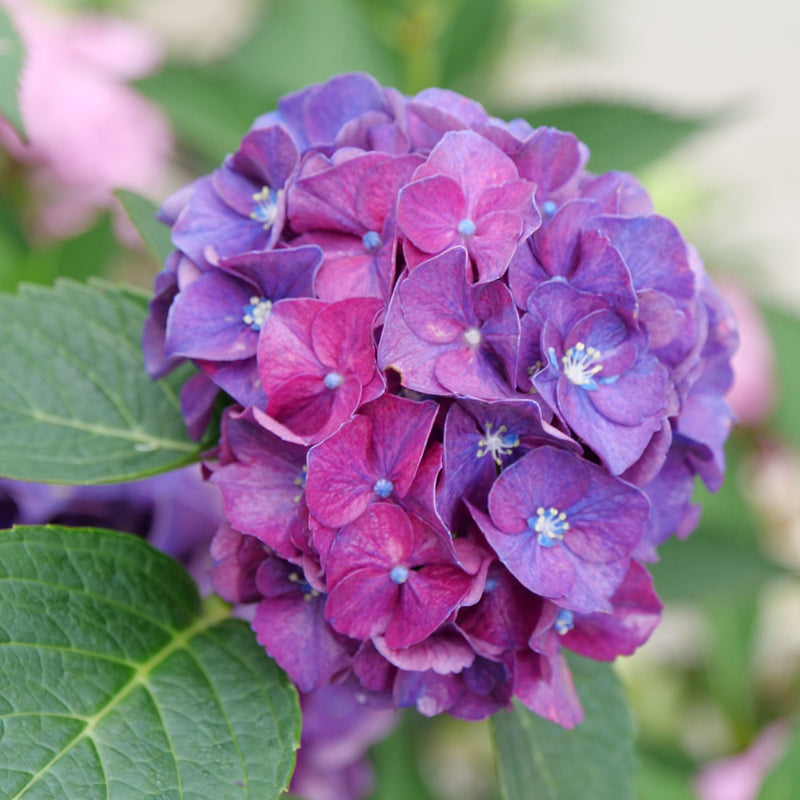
[[0, 0, 172, 239], [694, 720, 788, 800], [718, 278, 776, 427]]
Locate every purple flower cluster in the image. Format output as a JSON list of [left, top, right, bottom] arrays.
[[145, 73, 737, 727]]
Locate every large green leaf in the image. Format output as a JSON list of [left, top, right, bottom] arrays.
[[0, 525, 301, 799], [0, 6, 26, 141], [0, 280, 201, 484], [491, 655, 635, 800], [504, 101, 715, 173], [116, 190, 173, 268]]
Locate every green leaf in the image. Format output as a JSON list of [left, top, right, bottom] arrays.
[[439, 0, 510, 89], [491, 655, 636, 800], [136, 65, 263, 167], [504, 101, 716, 173], [0, 6, 26, 141], [0, 279, 202, 484], [0, 525, 301, 799], [650, 434, 785, 602], [759, 718, 800, 800], [0, 214, 119, 293], [226, 0, 398, 101], [370, 714, 440, 800], [637, 755, 696, 800], [116, 190, 172, 267], [763, 304, 800, 450]]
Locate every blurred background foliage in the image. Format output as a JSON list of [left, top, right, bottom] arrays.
[[2, 0, 799, 798]]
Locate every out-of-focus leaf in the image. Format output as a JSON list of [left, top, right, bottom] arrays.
[[704, 595, 758, 734], [137, 65, 262, 166], [637, 755, 696, 800], [0, 214, 118, 292], [0, 279, 202, 483], [650, 436, 785, 601], [650, 525, 782, 603], [439, 0, 510, 89], [116, 190, 172, 267], [491, 655, 635, 800], [226, 0, 398, 101], [763, 304, 800, 450], [0, 5, 26, 141], [370, 714, 439, 800], [759, 718, 800, 800], [0, 525, 301, 799], [505, 101, 716, 173]]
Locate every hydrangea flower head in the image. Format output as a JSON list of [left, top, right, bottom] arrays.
[[146, 72, 738, 728]]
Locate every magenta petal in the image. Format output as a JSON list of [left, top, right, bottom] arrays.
[[467, 210, 523, 282], [258, 298, 325, 395], [267, 373, 362, 444], [311, 297, 383, 383], [305, 414, 376, 528], [374, 628, 475, 675], [325, 569, 399, 641], [413, 130, 519, 203], [326, 503, 415, 586], [384, 564, 474, 649], [397, 175, 465, 254]]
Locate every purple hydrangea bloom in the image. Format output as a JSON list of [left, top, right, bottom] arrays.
[[144, 71, 737, 729], [378, 247, 519, 399], [473, 446, 649, 613], [397, 130, 539, 282]]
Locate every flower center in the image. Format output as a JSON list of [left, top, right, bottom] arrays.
[[390, 565, 409, 584], [289, 570, 319, 602], [528, 506, 570, 548], [476, 423, 520, 466], [554, 608, 575, 635], [551, 342, 603, 390], [373, 478, 394, 498], [541, 200, 557, 217], [463, 327, 482, 347], [241, 296, 273, 330], [457, 218, 477, 237], [250, 186, 279, 229], [362, 230, 382, 251], [324, 371, 344, 390], [292, 464, 307, 504]]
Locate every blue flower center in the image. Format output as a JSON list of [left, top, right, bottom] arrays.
[[390, 565, 409, 584], [476, 423, 520, 466], [362, 230, 382, 251], [541, 200, 557, 217], [250, 187, 279, 229], [554, 608, 575, 635], [373, 478, 393, 498], [457, 218, 477, 237], [484, 577, 499, 593], [241, 295, 273, 331], [528, 506, 570, 547], [324, 371, 344, 390], [549, 342, 603, 391]]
